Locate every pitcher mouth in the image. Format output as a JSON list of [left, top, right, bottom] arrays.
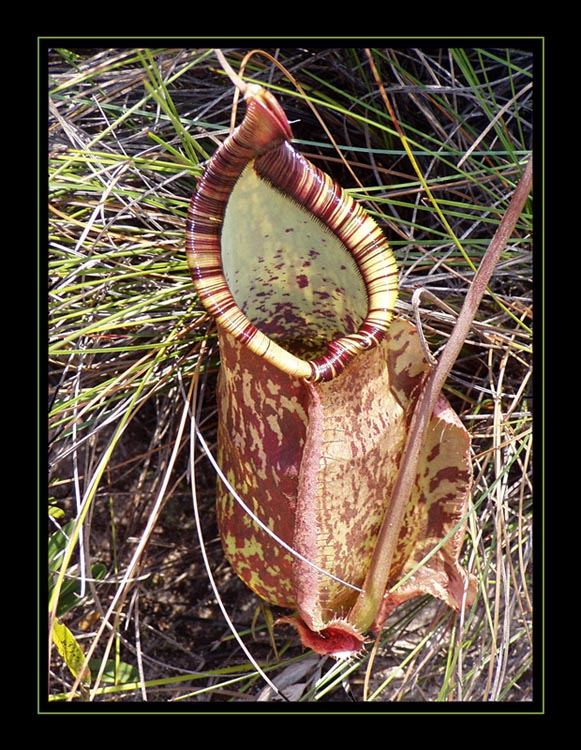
[[186, 85, 398, 383]]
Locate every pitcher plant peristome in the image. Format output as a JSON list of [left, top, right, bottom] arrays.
[[186, 82, 475, 656]]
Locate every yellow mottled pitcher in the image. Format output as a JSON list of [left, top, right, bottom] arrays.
[[186, 86, 475, 656]]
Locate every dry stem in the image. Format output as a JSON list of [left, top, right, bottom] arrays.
[[350, 157, 533, 631]]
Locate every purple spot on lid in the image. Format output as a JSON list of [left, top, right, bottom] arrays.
[[303, 261, 311, 268], [296, 274, 309, 289]]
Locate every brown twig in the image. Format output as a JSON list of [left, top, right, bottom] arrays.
[[350, 156, 533, 631]]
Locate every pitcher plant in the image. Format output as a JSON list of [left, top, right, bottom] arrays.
[[186, 82, 476, 657]]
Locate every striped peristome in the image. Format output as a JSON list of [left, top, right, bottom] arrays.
[[186, 86, 398, 383]]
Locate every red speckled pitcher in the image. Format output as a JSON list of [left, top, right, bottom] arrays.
[[186, 85, 475, 656]]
